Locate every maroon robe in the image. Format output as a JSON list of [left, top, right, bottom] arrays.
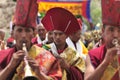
[[0, 44, 42, 80], [89, 44, 119, 80], [32, 37, 38, 44], [0, 48, 17, 80], [0, 45, 83, 80], [47, 47, 84, 80], [48, 61, 84, 80]]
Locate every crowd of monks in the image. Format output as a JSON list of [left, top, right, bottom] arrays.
[[0, 0, 120, 80], [0, 26, 102, 52]]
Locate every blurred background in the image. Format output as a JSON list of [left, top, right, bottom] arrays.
[[0, 0, 101, 40]]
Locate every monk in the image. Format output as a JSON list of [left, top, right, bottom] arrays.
[[42, 7, 85, 80], [0, 0, 52, 80], [66, 18, 88, 60], [85, 0, 120, 80], [32, 23, 47, 44]]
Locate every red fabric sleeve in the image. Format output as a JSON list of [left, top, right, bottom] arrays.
[[66, 66, 84, 80]]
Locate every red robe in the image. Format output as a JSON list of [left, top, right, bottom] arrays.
[[0, 48, 17, 80], [0, 45, 84, 80], [89, 45, 119, 80], [31, 37, 38, 44], [6, 37, 15, 48], [47, 58, 84, 80], [47, 47, 84, 80], [7, 37, 14, 43]]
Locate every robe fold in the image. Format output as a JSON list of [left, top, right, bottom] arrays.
[[48, 43, 84, 80], [89, 45, 119, 80], [0, 48, 16, 80], [0, 44, 84, 80]]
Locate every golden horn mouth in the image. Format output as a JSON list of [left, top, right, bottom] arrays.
[[112, 39, 119, 47]]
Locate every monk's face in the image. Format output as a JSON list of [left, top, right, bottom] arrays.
[[69, 30, 81, 42], [47, 31, 54, 43], [13, 26, 35, 50], [53, 30, 67, 46], [37, 25, 47, 41], [102, 25, 120, 49]]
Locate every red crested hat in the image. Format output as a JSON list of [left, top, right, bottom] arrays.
[[41, 7, 81, 35], [14, 0, 38, 28], [77, 18, 82, 30], [102, 0, 120, 26]]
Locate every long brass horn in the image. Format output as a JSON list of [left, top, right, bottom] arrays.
[[22, 43, 39, 80]]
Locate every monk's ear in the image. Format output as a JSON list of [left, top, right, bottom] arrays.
[[11, 24, 15, 38], [102, 26, 105, 33], [101, 25, 105, 39], [33, 28, 38, 37], [33, 30, 37, 38], [65, 34, 68, 39], [11, 30, 15, 39]]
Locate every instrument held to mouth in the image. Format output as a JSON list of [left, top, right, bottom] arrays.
[[112, 39, 120, 80], [22, 43, 38, 80]]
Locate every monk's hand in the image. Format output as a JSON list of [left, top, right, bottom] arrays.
[[26, 57, 40, 76], [9, 50, 25, 68], [104, 46, 120, 65], [56, 56, 70, 71]]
